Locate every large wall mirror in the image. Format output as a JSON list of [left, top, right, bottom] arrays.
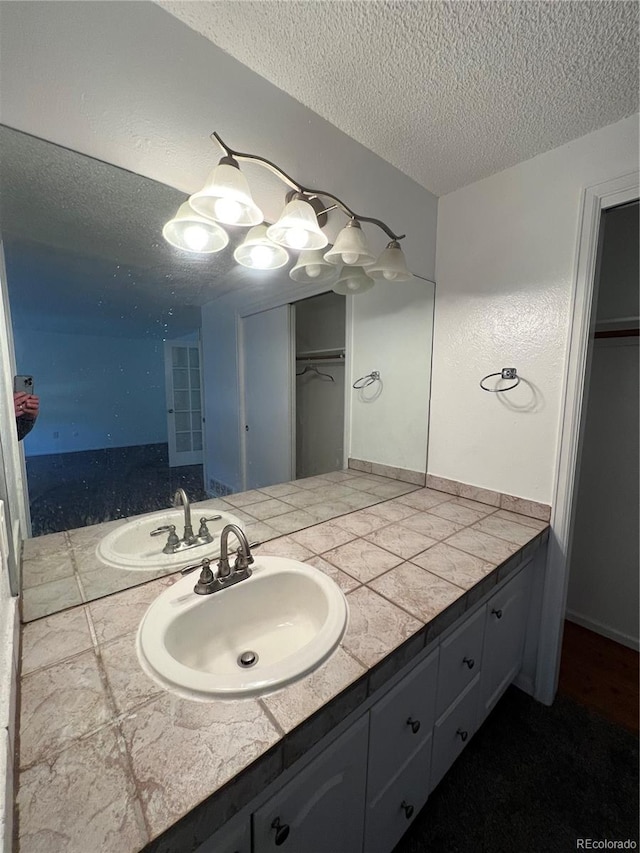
[[0, 124, 435, 619]]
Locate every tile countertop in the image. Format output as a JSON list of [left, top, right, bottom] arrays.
[[16, 478, 550, 853]]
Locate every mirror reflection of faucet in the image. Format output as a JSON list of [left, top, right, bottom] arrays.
[[181, 524, 261, 595], [149, 488, 222, 554]]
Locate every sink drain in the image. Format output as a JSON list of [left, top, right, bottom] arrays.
[[237, 650, 259, 668]]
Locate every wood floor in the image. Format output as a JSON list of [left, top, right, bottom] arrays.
[[558, 619, 639, 733]]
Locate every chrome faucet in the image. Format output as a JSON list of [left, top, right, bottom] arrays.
[[173, 488, 195, 544], [181, 524, 259, 595]]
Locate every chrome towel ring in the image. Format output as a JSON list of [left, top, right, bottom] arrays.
[[353, 371, 380, 389], [480, 368, 521, 393]]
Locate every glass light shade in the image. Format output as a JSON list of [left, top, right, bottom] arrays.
[[289, 250, 339, 285], [266, 198, 328, 250], [332, 266, 374, 295], [324, 220, 376, 267], [368, 241, 414, 281], [234, 225, 289, 270], [162, 202, 229, 253], [189, 160, 263, 226]]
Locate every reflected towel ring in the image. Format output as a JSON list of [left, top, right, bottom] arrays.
[[480, 368, 521, 393], [353, 370, 380, 389]]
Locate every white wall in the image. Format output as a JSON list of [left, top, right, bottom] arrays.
[[13, 329, 167, 455], [350, 279, 435, 473], [0, 501, 18, 853], [430, 115, 639, 504]]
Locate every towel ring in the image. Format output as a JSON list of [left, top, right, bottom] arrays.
[[353, 371, 380, 389], [480, 368, 520, 393]]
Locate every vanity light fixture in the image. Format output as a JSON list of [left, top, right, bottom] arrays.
[[233, 225, 289, 270], [163, 132, 413, 289], [162, 201, 229, 254]]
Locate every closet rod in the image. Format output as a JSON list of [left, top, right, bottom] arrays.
[[295, 353, 345, 362]]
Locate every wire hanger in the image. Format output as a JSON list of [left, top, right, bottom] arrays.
[[296, 364, 335, 382]]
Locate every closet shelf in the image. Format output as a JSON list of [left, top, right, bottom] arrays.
[[296, 347, 345, 361]]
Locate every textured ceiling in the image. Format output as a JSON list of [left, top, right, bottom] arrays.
[[158, 0, 639, 196]]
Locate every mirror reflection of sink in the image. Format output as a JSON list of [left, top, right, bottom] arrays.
[[96, 508, 244, 572], [136, 556, 348, 699]]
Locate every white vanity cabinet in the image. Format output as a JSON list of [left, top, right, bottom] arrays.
[[252, 716, 369, 853], [480, 565, 531, 717]]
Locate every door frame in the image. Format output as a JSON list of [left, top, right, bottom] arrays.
[[535, 171, 639, 705], [163, 337, 205, 468]]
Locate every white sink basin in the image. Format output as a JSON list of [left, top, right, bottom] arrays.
[[136, 556, 348, 699], [96, 508, 244, 572]]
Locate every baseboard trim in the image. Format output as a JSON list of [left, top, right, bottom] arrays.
[[565, 609, 639, 652]]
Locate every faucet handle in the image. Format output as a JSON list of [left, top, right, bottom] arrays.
[[181, 557, 214, 576], [233, 541, 261, 573], [198, 515, 222, 537], [150, 524, 179, 547]]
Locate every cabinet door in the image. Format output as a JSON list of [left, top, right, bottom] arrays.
[[481, 566, 531, 718], [435, 606, 485, 717], [364, 736, 432, 853], [253, 716, 369, 853], [367, 648, 438, 802], [430, 674, 480, 792], [193, 813, 250, 853]]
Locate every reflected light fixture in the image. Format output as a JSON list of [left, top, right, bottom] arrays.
[[233, 225, 289, 270], [333, 266, 375, 295], [162, 201, 229, 253], [162, 132, 413, 293], [290, 249, 339, 285]]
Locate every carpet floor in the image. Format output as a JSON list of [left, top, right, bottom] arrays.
[[393, 686, 639, 853]]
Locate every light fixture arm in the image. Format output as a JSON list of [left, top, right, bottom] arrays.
[[211, 131, 405, 242]]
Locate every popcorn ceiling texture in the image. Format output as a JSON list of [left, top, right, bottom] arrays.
[[158, 0, 639, 196]]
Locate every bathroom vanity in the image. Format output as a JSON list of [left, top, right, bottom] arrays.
[[16, 475, 549, 853]]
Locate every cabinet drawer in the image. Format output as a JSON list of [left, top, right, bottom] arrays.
[[364, 736, 432, 853], [431, 673, 480, 792], [435, 605, 485, 717], [367, 648, 438, 802]]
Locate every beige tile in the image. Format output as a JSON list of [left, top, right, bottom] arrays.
[[333, 509, 391, 537], [88, 577, 174, 644], [305, 556, 361, 593], [321, 470, 359, 483], [363, 524, 437, 560], [368, 481, 419, 498], [21, 576, 83, 622], [120, 693, 281, 839], [341, 587, 421, 668], [290, 521, 355, 554], [450, 497, 498, 517], [322, 539, 402, 583], [366, 501, 419, 523], [348, 458, 372, 473], [261, 648, 365, 733], [67, 518, 127, 551], [473, 515, 540, 547], [280, 489, 328, 509], [223, 490, 270, 507], [425, 475, 460, 495], [20, 650, 112, 768], [344, 477, 381, 493], [78, 566, 170, 602], [22, 551, 75, 589], [256, 536, 315, 561], [100, 634, 162, 714], [22, 608, 93, 675], [493, 509, 549, 531], [309, 484, 362, 501], [304, 500, 354, 522], [457, 483, 501, 507], [256, 482, 301, 498], [243, 498, 296, 520], [396, 488, 453, 511], [500, 494, 551, 521], [410, 543, 495, 590], [267, 510, 318, 534], [21, 531, 68, 561], [18, 726, 147, 853], [336, 491, 383, 511], [444, 528, 520, 565], [291, 475, 333, 490], [370, 562, 465, 622], [399, 512, 464, 540], [242, 520, 280, 543], [427, 500, 490, 526]]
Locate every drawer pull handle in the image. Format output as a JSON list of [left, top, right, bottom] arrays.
[[463, 656, 475, 669], [492, 608, 503, 619], [271, 817, 290, 846], [401, 800, 414, 820], [456, 728, 469, 742], [406, 717, 421, 734]]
